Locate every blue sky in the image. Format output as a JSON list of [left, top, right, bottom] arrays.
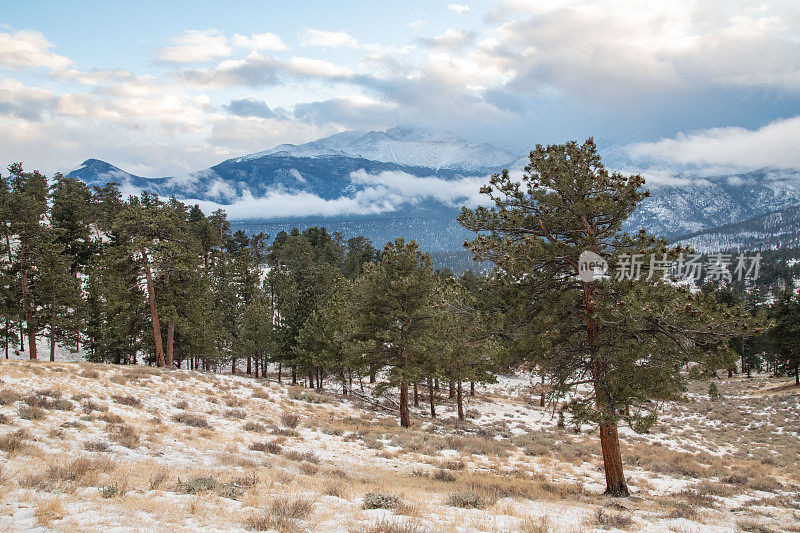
[[2, 0, 800, 179]]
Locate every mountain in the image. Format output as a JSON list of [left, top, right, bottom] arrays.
[[628, 168, 800, 240], [676, 204, 800, 252], [66, 128, 518, 204], [65, 129, 800, 254]]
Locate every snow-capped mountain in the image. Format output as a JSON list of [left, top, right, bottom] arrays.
[[239, 127, 520, 172], [629, 168, 800, 240], [65, 129, 800, 252]]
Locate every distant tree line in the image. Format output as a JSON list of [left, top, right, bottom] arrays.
[[4, 139, 797, 497]]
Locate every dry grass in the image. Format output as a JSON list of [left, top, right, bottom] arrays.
[[34, 497, 66, 526]]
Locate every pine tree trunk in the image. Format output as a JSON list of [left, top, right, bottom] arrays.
[[449, 379, 455, 399], [540, 375, 546, 407], [49, 325, 56, 362], [413, 382, 419, 407], [232, 357, 236, 375], [291, 365, 297, 385], [427, 377, 436, 418], [470, 381, 475, 396], [795, 364, 799, 386], [166, 318, 175, 367], [247, 355, 252, 375], [599, 420, 629, 496], [399, 379, 410, 428], [21, 249, 36, 360], [369, 371, 376, 384], [457, 380, 464, 421], [278, 362, 282, 383], [141, 249, 165, 367]]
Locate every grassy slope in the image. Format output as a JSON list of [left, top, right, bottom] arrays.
[[0, 360, 798, 532]]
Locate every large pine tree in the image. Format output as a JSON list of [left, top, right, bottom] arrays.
[[354, 238, 440, 427], [459, 139, 755, 496]]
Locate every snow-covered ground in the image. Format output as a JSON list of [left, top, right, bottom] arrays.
[[0, 360, 797, 532]]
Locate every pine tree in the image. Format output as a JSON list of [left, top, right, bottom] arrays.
[[354, 238, 440, 427], [769, 290, 800, 385], [294, 276, 356, 392], [438, 277, 501, 421], [30, 227, 83, 361], [8, 164, 48, 360], [459, 139, 756, 496]]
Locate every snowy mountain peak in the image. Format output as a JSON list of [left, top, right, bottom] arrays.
[[236, 127, 519, 172]]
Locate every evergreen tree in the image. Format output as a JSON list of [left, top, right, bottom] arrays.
[[459, 139, 755, 496], [769, 290, 800, 385], [354, 238, 440, 427], [8, 163, 49, 359], [30, 227, 83, 361]]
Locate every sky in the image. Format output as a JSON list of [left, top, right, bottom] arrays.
[[2, 0, 800, 179]]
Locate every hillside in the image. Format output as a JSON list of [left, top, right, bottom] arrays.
[[0, 359, 798, 532]]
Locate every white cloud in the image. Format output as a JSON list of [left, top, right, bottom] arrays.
[[448, 4, 470, 14], [422, 29, 475, 50], [626, 116, 800, 171], [300, 29, 359, 49], [179, 169, 489, 220], [157, 30, 232, 63], [408, 19, 427, 30], [287, 57, 353, 79], [232, 32, 288, 51], [0, 29, 71, 70]]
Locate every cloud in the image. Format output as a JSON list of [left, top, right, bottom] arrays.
[[157, 30, 232, 63], [224, 98, 276, 118], [232, 32, 288, 51], [180, 169, 489, 220], [0, 29, 71, 70], [448, 4, 470, 14], [408, 19, 426, 30], [420, 29, 475, 50], [293, 95, 397, 127], [0, 78, 55, 120], [300, 29, 358, 49], [625, 116, 800, 171], [287, 57, 353, 79], [179, 52, 282, 87]]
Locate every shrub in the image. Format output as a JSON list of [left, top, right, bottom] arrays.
[[101, 484, 120, 498], [243, 421, 267, 433], [280, 413, 300, 428], [182, 476, 218, 494], [23, 393, 72, 411], [109, 424, 140, 448], [249, 441, 282, 454], [0, 429, 31, 454], [433, 469, 457, 482], [593, 508, 633, 529], [363, 492, 399, 510], [172, 412, 211, 428], [251, 388, 270, 400], [174, 400, 189, 410], [84, 440, 110, 452], [284, 450, 319, 464], [225, 409, 247, 420], [82, 400, 105, 413], [111, 395, 142, 408], [446, 491, 485, 509], [99, 412, 123, 424], [18, 405, 46, 420], [0, 389, 22, 405], [270, 495, 314, 519]]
